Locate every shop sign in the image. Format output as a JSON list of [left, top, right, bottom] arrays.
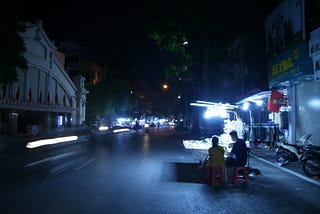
[[310, 42, 320, 57], [309, 27, 320, 57], [268, 42, 313, 87], [309, 27, 320, 82], [313, 54, 320, 81]]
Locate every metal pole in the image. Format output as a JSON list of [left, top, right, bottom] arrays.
[[249, 109, 253, 143]]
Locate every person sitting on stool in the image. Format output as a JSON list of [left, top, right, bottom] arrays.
[[206, 136, 225, 168], [205, 136, 225, 184], [226, 130, 247, 168]]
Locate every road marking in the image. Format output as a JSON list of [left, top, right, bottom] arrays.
[[252, 154, 320, 186], [75, 158, 95, 170], [24, 151, 77, 168]]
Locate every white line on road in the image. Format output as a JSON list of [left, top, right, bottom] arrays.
[[75, 158, 95, 170], [24, 151, 77, 168]]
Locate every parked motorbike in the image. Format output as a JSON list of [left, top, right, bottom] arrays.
[[276, 134, 313, 166], [302, 145, 320, 177]]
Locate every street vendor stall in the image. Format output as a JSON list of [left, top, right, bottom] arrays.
[[184, 101, 245, 162], [182, 133, 233, 163], [183, 100, 260, 177]]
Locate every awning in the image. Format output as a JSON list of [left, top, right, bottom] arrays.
[[236, 91, 271, 105], [190, 100, 238, 109]]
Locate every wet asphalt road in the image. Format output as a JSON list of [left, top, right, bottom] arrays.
[[0, 129, 320, 214]]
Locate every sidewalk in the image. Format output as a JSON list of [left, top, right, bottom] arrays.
[[250, 143, 320, 184]]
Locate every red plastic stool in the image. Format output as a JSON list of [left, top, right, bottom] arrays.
[[205, 166, 224, 185], [232, 167, 248, 184]]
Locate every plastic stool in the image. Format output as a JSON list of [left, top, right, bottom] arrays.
[[205, 166, 224, 185], [232, 167, 248, 184]]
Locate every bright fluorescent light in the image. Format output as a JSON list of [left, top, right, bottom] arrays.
[[254, 100, 263, 106], [243, 102, 250, 110], [204, 106, 227, 119]]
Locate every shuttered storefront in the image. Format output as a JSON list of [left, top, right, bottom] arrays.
[[296, 81, 320, 146]]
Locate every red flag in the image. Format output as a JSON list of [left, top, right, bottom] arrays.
[[268, 90, 286, 112]]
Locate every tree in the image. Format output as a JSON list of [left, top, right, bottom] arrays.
[[0, 0, 28, 84], [146, 0, 233, 134], [86, 74, 138, 125], [148, 4, 194, 92]]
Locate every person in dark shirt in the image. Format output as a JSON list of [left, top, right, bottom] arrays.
[[226, 130, 247, 167]]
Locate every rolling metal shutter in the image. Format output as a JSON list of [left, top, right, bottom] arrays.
[[296, 81, 320, 146]]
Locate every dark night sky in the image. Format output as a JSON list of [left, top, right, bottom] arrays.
[[23, 0, 173, 83], [23, 0, 282, 83]]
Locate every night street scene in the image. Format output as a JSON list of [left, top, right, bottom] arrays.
[[1, 0, 320, 213]]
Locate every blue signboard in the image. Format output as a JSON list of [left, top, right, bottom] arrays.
[[268, 42, 313, 87]]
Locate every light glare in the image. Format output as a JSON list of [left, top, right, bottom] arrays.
[[204, 106, 227, 119], [254, 100, 263, 106], [26, 136, 78, 149], [99, 126, 109, 131], [112, 128, 130, 133], [243, 102, 250, 110], [308, 98, 320, 109]]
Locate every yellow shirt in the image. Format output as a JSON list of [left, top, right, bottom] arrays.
[[206, 146, 225, 167]]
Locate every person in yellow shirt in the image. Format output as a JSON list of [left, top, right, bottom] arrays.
[[205, 136, 226, 184], [206, 136, 225, 167]]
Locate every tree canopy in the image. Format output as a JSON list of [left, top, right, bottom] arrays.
[[147, 0, 230, 101], [85, 71, 138, 124]]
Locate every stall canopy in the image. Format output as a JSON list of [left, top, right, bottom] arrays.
[[235, 90, 287, 145], [190, 100, 239, 119], [190, 100, 238, 109], [236, 91, 271, 105]]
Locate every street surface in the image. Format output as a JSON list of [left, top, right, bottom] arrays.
[[1, 128, 320, 213]]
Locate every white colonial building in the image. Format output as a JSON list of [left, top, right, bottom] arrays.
[[0, 21, 88, 135]]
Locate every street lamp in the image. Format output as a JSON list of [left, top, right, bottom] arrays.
[[162, 83, 168, 90], [182, 41, 188, 70], [182, 41, 189, 130]]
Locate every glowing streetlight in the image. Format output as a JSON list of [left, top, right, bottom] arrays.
[[163, 83, 168, 90]]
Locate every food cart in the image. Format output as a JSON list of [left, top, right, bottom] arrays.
[[183, 101, 245, 162], [182, 133, 234, 163]]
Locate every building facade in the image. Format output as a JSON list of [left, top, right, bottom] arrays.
[[218, 32, 268, 103], [265, 0, 320, 145], [234, 0, 320, 146], [0, 21, 88, 135]]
